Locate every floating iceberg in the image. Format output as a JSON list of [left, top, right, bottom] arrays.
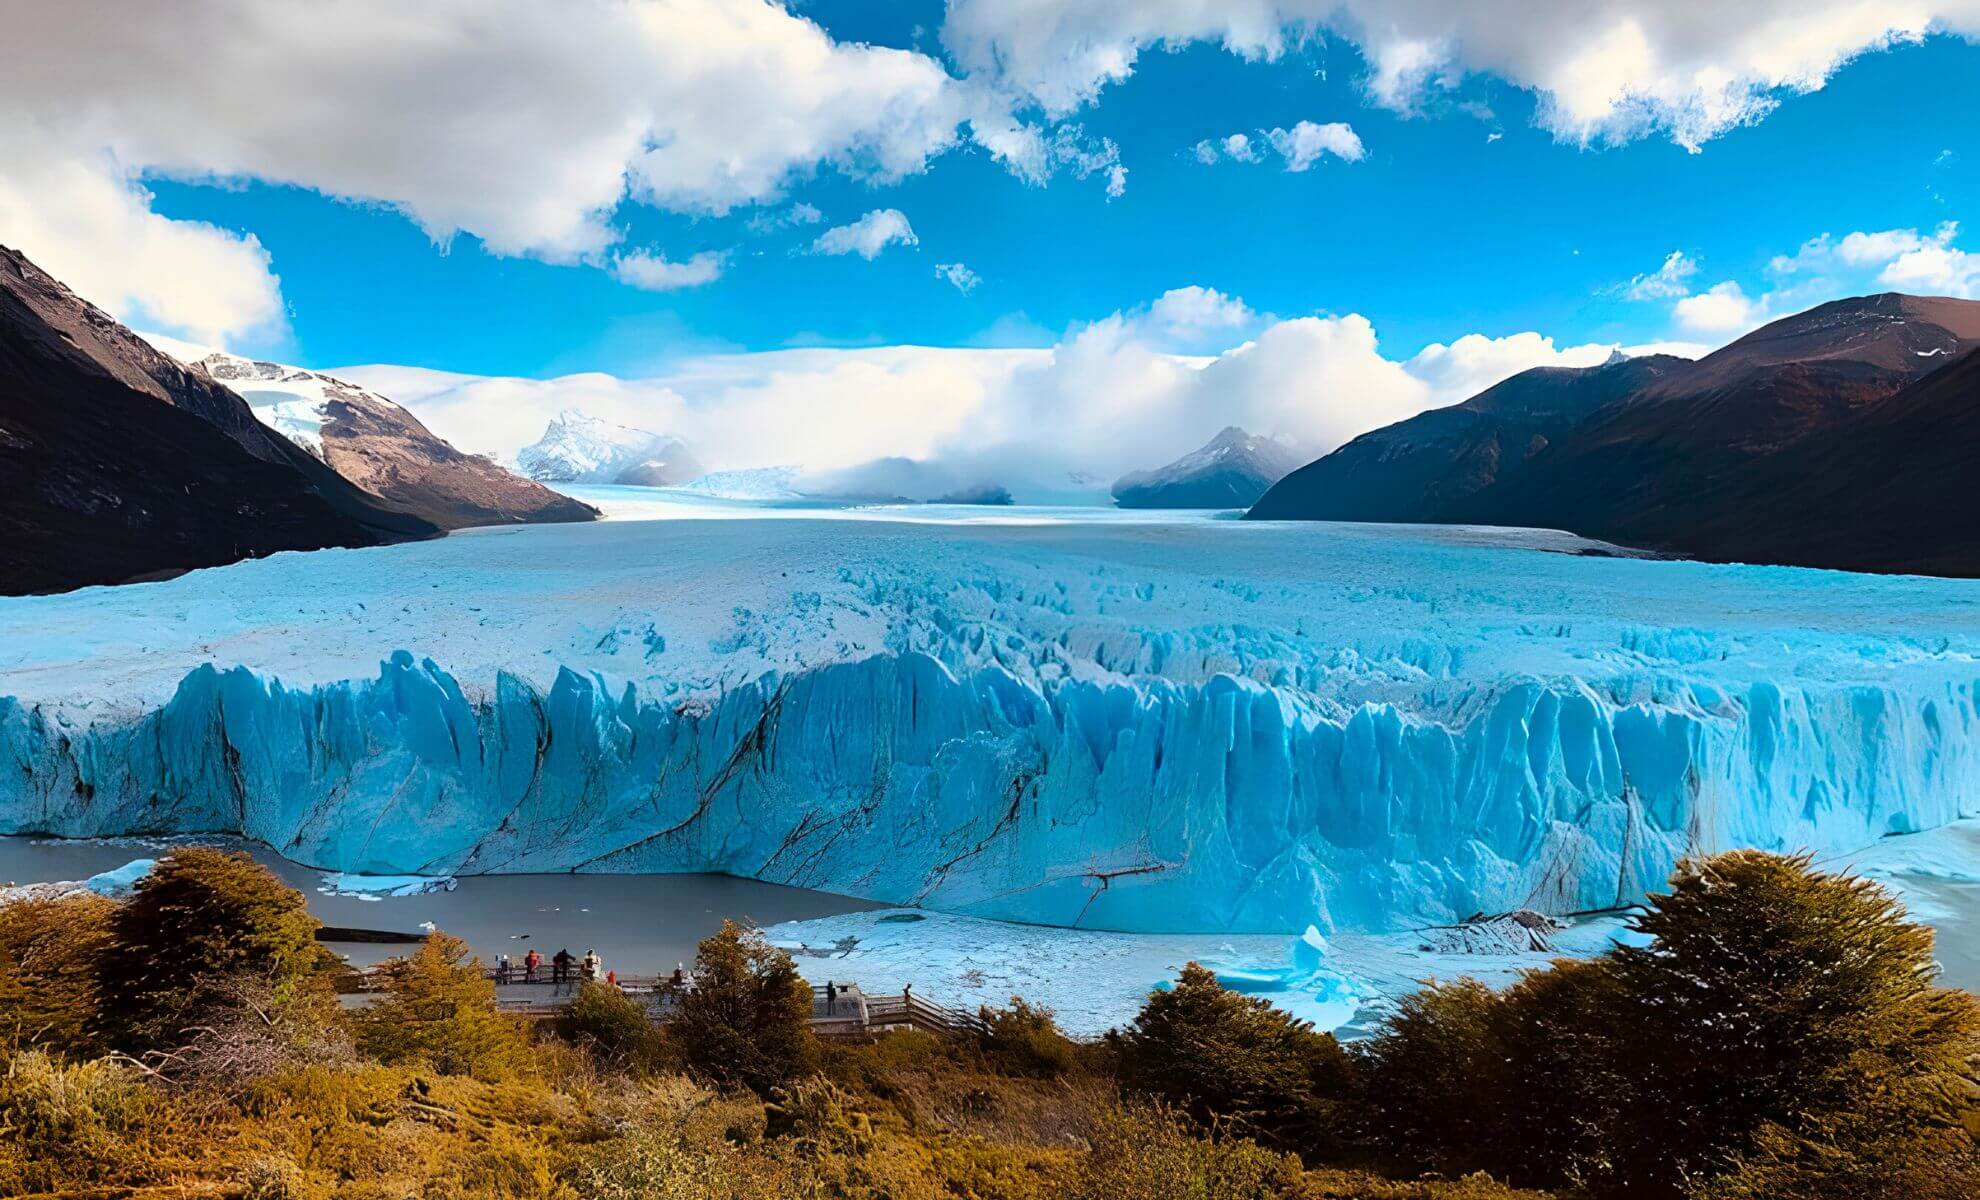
[[2, 513, 1978, 936], [84, 857, 155, 897], [318, 872, 459, 900]]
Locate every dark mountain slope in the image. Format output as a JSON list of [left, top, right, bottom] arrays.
[[1456, 294, 1980, 556], [1247, 353, 1687, 522], [1656, 345, 1980, 575], [0, 245, 431, 594]]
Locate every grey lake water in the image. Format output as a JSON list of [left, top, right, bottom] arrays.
[[0, 835, 880, 974]]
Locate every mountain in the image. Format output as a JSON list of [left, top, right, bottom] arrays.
[[0, 244, 433, 595], [516, 410, 702, 486], [1113, 426, 1303, 509], [1648, 343, 1980, 574], [1452, 294, 1980, 563], [1247, 352, 1688, 522], [195, 352, 596, 529]]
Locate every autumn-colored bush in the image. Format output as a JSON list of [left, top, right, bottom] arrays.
[[354, 931, 534, 1081]]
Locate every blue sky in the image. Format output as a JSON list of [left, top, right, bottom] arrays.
[[122, 12, 1975, 377], [5, 3, 1979, 487]]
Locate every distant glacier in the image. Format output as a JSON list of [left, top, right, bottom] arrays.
[[2, 506, 1977, 934]]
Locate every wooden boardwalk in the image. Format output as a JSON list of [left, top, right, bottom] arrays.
[[337, 968, 987, 1041]]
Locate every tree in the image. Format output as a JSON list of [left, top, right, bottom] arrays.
[[354, 932, 530, 1080], [1355, 851, 1980, 1199], [1596, 850, 1980, 1199], [95, 848, 329, 1051], [668, 920, 815, 1095], [1114, 962, 1352, 1153]]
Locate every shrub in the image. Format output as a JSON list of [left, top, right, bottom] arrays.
[[668, 920, 815, 1096], [0, 892, 116, 1055], [1114, 962, 1352, 1152], [96, 847, 330, 1051], [355, 932, 533, 1081], [1069, 1104, 1306, 1199], [561, 981, 667, 1071], [976, 997, 1082, 1078]]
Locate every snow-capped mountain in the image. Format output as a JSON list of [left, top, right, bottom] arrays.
[[1112, 426, 1303, 509], [516, 410, 702, 486], [194, 350, 597, 530]]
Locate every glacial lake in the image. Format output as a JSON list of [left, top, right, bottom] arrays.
[[0, 835, 880, 974]]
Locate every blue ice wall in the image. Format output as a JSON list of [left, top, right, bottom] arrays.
[[4, 648, 1974, 933]]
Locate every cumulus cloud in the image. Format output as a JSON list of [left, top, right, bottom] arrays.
[[1264, 121, 1366, 169], [320, 289, 1632, 502], [612, 249, 727, 292], [935, 262, 982, 293], [0, 133, 286, 344], [941, 1, 1980, 150], [1647, 222, 1980, 341], [0, 0, 1015, 336], [810, 209, 920, 259], [1673, 281, 1764, 335]]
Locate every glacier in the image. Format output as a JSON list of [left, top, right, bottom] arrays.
[[3, 504, 1978, 935]]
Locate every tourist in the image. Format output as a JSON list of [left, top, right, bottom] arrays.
[[523, 948, 541, 983], [582, 948, 601, 982], [825, 980, 837, 1014], [495, 954, 512, 985], [605, 968, 617, 988], [552, 948, 573, 986]]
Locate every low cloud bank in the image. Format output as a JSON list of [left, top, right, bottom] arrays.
[[336, 290, 1681, 502]]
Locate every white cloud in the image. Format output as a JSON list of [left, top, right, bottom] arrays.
[[811, 209, 920, 259], [1654, 222, 1980, 342], [941, 2, 1980, 150], [612, 249, 727, 292], [1774, 222, 1980, 297], [1620, 251, 1700, 300], [0, 134, 286, 344], [0, 0, 1013, 335], [1674, 280, 1764, 334], [1264, 121, 1366, 170], [1141, 285, 1258, 347], [322, 289, 1630, 501], [935, 262, 982, 293], [1195, 123, 1361, 170]]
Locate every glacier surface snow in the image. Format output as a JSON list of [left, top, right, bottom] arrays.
[[2, 506, 1978, 934]]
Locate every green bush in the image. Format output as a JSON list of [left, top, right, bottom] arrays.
[[668, 920, 816, 1096], [1114, 962, 1352, 1154]]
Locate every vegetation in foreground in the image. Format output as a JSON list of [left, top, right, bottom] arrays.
[[0, 845, 1973, 1198]]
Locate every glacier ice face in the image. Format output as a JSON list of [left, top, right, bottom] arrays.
[[2, 511, 1978, 934]]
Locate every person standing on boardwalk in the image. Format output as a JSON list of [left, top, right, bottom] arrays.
[[523, 948, 541, 982], [825, 980, 838, 1014], [581, 948, 601, 982], [552, 948, 573, 986], [495, 954, 512, 985]]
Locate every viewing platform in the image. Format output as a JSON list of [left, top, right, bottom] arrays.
[[336, 967, 988, 1041]]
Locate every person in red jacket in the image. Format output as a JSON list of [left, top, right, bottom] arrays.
[[523, 948, 542, 983]]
